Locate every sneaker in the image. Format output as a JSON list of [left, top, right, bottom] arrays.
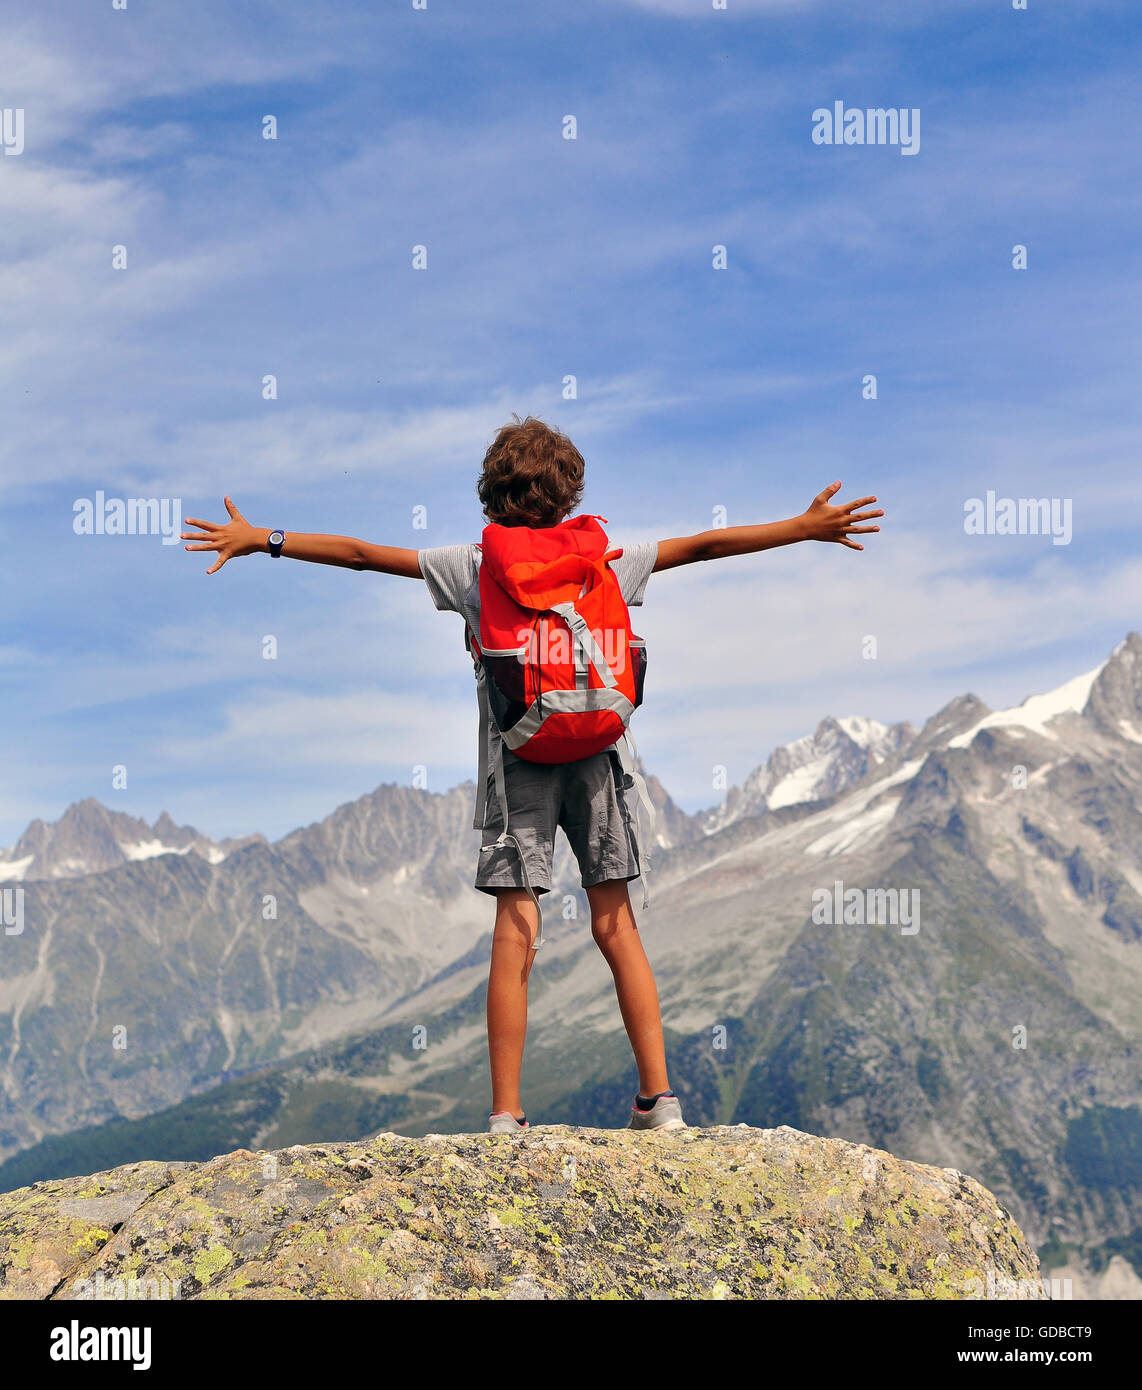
[[627, 1092, 686, 1132], [488, 1111, 529, 1135]]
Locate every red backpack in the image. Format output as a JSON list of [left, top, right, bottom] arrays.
[[469, 514, 647, 762], [466, 515, 656, 939]]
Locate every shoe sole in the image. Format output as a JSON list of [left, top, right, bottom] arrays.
[[629, 1118, 687, 1132]]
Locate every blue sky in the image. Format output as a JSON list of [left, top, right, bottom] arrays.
[[1, 0, 1140, 844]]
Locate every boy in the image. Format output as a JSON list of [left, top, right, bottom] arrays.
[[182, 416, 881, 1134]]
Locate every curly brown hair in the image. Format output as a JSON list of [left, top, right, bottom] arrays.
[[477, 415, 584, 528]]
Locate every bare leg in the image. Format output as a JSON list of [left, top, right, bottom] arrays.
[[486, 888, 540, 1118], [586, 879, 670, 1097]]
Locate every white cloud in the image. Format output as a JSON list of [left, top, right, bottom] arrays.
[[160, 687, 479, 778]]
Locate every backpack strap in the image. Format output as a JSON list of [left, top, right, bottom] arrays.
[[614, 729, 657, 911], [549, 601, 618, 689], [470, 629, 545, 950], [481, 734, 545, 949], [471, 643, 492, 832]]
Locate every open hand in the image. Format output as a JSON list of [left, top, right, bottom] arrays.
[[181, 497, 263, 574], [802, 482, 883, 551]]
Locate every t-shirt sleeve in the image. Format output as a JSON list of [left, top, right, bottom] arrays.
[[607, 541, 658, 607], [417, 543, 481, 613]]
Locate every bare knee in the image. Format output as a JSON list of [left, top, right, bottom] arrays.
[[592, 922, 633, 955], [492, 888, 539, 948], [587, 880, 637, 949]]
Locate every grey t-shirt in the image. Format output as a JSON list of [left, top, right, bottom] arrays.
[[418, 537, 657, 825]]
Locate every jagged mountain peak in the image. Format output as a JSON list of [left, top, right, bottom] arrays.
[[948, 661, 1108, 750], [703, 712, 917, 833], [913, 693, 991, 751], [0, 800, 263, 883], [153, 810, 189, 839], [698, 636, 1142, 836], [1084, 631, 1142, 743], [830, 714, 890, 745]]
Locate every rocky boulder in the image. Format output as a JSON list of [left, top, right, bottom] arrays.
[[0, 1125, 1046, 1301]]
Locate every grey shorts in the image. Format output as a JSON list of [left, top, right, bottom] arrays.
[[476, 747, 642, 896]]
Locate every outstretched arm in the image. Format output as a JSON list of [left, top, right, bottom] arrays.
[[653, 482, 882, 572], [181, 497, 422, 578]]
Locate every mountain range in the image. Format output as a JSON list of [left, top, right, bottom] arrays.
[[2, 633, 1141, 1297], [0, 801, 265, 883]]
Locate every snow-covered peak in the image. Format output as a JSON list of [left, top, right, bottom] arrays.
[[704, 714, 917, 831], [0, 801, 264, 884], [835, 715, 891, 747], [948, 664, 1105, 748]]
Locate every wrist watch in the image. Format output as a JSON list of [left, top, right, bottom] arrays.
[[267, 530, 286, 558]]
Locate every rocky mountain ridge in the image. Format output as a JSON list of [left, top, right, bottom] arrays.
[[703, 714, 918, 832], [0, 799, 265, 884]]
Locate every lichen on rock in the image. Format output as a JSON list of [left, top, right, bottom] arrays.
[[0, 1125, 1047, 1301]]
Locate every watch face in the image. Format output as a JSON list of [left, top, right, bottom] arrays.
[[269, 531, 284, 546]]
